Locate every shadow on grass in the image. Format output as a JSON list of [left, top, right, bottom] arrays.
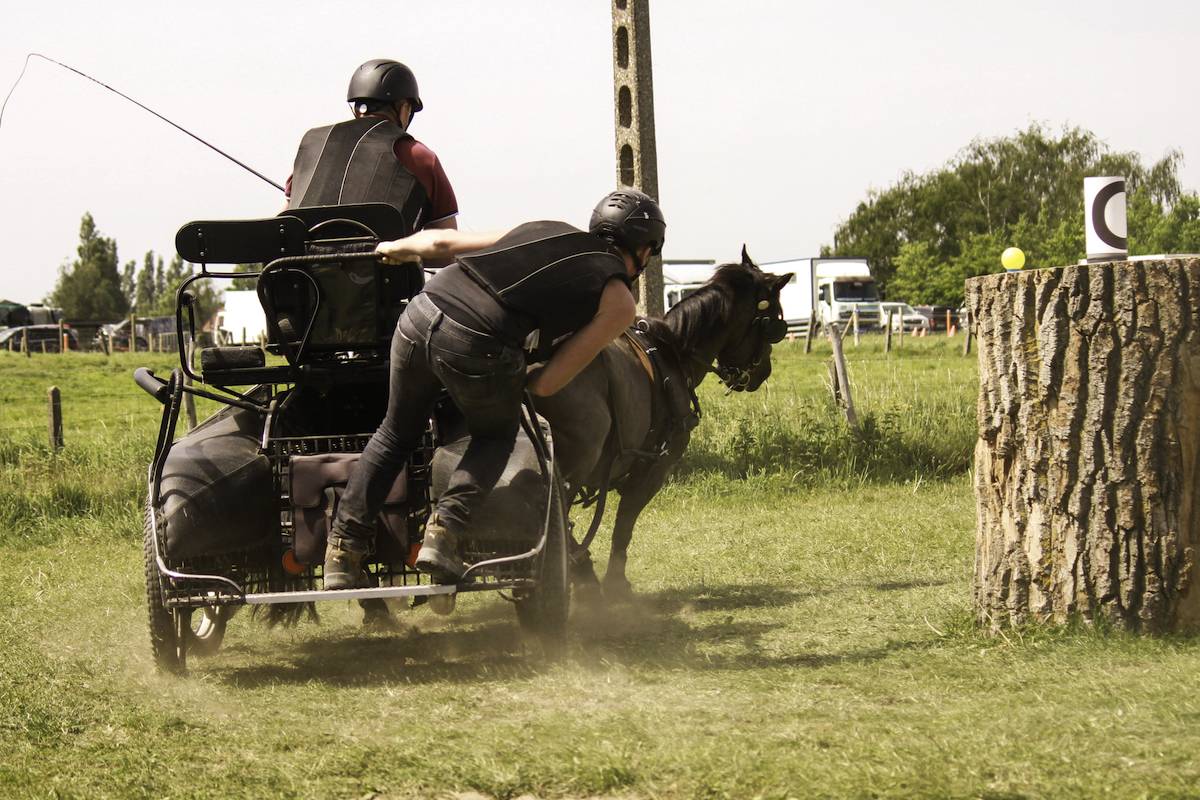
[[206, 581, 941, 688], [571, 582, 936, 671], [873, 578, 950, 592]]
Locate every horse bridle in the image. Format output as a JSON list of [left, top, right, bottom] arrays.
[[704, 294, 788, 392]]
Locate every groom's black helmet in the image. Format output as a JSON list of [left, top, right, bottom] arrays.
[[347, 59, 423, 113], [589, 189, 666, 260]]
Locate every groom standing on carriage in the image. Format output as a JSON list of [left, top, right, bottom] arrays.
[[285, 58, 460, 239], [321, 190, 667, 590]]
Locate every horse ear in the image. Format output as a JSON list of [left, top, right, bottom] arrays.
[[740, 244, 753, 266], [773, 273, 793, 292]]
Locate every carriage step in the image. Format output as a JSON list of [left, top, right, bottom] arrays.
[[244, 583, 456, 605]]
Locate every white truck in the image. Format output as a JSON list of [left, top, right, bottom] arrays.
[[762, 257, 881, 334]]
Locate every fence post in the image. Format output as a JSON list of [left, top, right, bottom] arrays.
[[58, 321, 66, 354], [945, 309, 952, 336], [47, 386, 63, 451], [852, 306, 860, 347], [22, 331, 29, 357], [826, 321, 858, 428], [129, 313, 137, 353], [885, 310, 893, 353], [804, 311, 816, 354]]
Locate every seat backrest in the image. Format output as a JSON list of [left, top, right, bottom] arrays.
[[255, 204, 421, 360], [258, 247, 423, 358]]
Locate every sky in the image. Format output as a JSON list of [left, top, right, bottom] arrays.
[[0, 0, 1197, 304]]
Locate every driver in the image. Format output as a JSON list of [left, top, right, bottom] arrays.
[[285, 59, 459, 238], [323, 190, 666, 589]]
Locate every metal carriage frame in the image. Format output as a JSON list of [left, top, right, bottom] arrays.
[[136, 203, 569, 673]]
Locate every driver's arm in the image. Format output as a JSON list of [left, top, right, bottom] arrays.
[[527, 278, 637, 397], [419, 216, 459, 267], [375, 228, 504, 265]]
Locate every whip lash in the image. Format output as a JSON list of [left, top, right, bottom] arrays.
[[1, 52, 284, 191]]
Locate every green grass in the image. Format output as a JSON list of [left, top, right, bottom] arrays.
[[1, 340, 1198, 799]]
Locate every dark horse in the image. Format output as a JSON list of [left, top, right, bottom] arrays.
[[535, 247, 793, 595]]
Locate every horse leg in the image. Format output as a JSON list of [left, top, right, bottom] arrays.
[[562, 481, 603, 592], [602, 461, 671, 598]]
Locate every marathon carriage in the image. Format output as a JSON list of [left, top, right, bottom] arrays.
[[136, 203, 569, 673]]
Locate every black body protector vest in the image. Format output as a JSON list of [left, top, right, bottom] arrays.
[[454, 221, 630, 354], [288, 117, 427, 234]]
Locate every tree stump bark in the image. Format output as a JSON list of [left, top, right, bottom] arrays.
[[968, 258, 1200, 632]]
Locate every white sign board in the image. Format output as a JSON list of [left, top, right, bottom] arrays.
[[1084, 176, 1128, 262]]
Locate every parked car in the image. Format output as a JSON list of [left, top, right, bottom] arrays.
[[0, 324, 79, 352], [879, 302, 929, 332], [94, 320, 150, 351], [913, 305, 960, 332]]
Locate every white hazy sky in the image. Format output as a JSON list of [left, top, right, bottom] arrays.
[[1, 0, 1197, 303]]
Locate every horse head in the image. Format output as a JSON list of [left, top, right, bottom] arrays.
[[707, 245, 792, 391], [663, 245, 792, 392]]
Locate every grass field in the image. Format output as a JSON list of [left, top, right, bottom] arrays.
[[2, 337, 1198, 799]]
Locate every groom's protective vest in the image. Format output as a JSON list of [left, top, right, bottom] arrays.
[[452, 221, 630, 352], [288, 117, 426, 235]]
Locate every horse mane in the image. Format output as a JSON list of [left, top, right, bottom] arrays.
[[647, 261, 758, 351]]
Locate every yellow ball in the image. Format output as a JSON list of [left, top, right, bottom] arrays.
[[1001, 247, 1026, 271]]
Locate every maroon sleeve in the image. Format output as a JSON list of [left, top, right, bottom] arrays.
[[395, 138, 459, 225]]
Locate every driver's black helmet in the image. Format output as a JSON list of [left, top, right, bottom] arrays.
[[589, 189, 666, 258], [347, 59, 423, 113]]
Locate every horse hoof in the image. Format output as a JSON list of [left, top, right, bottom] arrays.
[[428, 593, 457, 616], [602, 577, 634, 601], [571, 561, 601, 586], [575, 580, 605, 607], [361, 601, 400, 631]]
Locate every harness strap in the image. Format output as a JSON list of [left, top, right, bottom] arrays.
[[621, 329, 655, 382], [573, 321, 703, 558]]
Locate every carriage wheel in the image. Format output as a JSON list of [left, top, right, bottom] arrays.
[[144, 499, 235, 672], [144, 501, 187, 674], [188, 605, 232, 657], [514, 476, 570, 646]]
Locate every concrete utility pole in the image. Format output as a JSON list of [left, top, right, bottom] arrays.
[[611, 0, 663, 316]]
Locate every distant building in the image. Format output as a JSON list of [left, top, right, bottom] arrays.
[[218, 290, 268, 344]]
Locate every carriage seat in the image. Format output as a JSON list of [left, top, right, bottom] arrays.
[[175, 203, 423, 383]]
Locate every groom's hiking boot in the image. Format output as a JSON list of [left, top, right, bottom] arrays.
[[415, 514, 466, 583], [323, 536, 369, 590]]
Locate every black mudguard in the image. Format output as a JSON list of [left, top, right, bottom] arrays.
[[157, 403, 275, 561], [430, 425, 548, 544]]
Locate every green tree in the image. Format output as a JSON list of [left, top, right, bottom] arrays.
[[135, 251, 162, 311], [887, 241, 942, 305], [230, 263, 262, 291], [826, 124, 1196, 304], [146, 255, 222, 326], [121, 260, 137, 309], [49, 213, 130, 321]]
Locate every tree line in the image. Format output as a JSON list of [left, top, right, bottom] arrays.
[[823, 124, 1200, 306], [48, 213, 221, 323]]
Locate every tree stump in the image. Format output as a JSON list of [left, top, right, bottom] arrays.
[[968, 258, 1200, 632]]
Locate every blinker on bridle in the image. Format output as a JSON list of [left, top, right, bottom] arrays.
[[710, 293, 787, 392]]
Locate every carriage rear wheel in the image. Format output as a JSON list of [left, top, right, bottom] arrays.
[[514, 476, 569, 647], [145, 500, 187, 673], [144, 499, 233, 673]]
